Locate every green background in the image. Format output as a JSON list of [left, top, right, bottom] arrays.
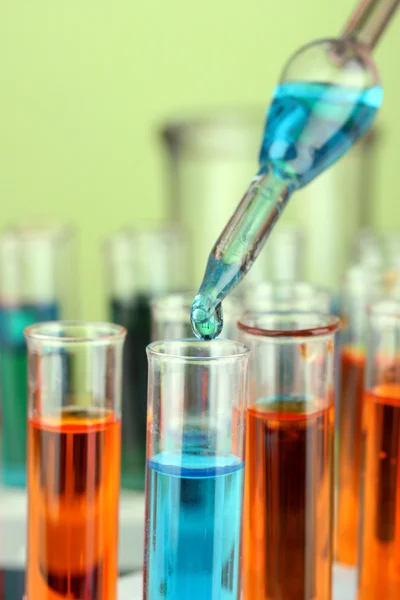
[[1, 1, 399, 319]]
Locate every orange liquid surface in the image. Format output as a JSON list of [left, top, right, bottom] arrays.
[[358, 385, 400, 600], [242, 398, 334, 600], [336, 346, 365, 565], [27, 410, 121, 600]]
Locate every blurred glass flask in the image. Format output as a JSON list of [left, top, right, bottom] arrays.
[[104, 226, 188, 491], [0, 223, 76, 487]]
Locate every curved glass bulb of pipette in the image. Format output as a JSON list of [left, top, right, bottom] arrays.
[[191, 37, 382, 339]]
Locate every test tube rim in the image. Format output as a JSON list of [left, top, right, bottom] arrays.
[[367, 298, 400, 319], [243, 280, 332, 309], [104, 224, 185, 248], [1, 221, 74, 242], [24, 320, 127, 344], [237, 311, 340, 338], [147, 338, 250, 363]]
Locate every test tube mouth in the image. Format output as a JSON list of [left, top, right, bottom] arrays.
[[24, 321, 127, 344], [147, 338, 250, 363], [237, 311, 340, 338], [368, 298, 400, 319], [3, 221, 74, 240]]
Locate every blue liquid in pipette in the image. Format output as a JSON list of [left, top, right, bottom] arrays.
[[144, 451, 244, 600], [191, 81, 382, 340], [259, 81, 382, 187]]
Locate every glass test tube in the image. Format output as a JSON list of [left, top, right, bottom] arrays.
[[358, 300, 400, 600], [150, 292, 242, 341], [144, 340, 249, 600], [25, 321, 126, 600], [260, 226, 305, 283], [238, 312, 339, 600], [0, 224, 76, 487], [351, 229, 384, 269], [242, 280, 332, 313], [336, 264, 392, 565], [105, 226, 188, 491]]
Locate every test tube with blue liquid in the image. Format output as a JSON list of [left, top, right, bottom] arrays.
[[144, 339, 249, 600], [0, 224, 75, 487]]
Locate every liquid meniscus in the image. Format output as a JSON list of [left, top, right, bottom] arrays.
[[144, 451, 244, 600]]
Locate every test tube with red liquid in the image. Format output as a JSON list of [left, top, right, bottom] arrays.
[[358, 300, 400, 600], [24, 322, 126, 600], [238, 311, 339, 600]]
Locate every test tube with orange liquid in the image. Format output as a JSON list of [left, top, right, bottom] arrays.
[[336, 265, 392, 565], [238, 311, 339, 600], [24, 322, 126, 600], [358, 300, 400, 600]]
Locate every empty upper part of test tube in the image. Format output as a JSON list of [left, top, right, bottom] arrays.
[[191, 0, 398, 340]]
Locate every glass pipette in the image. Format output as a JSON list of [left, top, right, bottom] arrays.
[[190, 0, 399, 340]]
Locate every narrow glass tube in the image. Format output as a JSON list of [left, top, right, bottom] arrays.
[[150, 292, 242, 341], [343, 0, 399, 51], [358, 300, 400, 600], [238, 312, 339, 600], [25, 321, 126, 600], [144, 339, 249, 600], [0, 224, 76, 487], [243, 280, 332, 313], [336, 264, 391, 565], [104, 226, 188, 490]]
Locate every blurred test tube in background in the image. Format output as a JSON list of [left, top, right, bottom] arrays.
[[104, 226, 188, 490], [260, 226, 305, 283], [0, 223, 76, 487], [151, 291, 242, 341], [335, 264, 396, 565], [358, 300, 400, 600], [161, 111, 379, 292], [242, 280, 332, 313], [351, 228, 400, 272]]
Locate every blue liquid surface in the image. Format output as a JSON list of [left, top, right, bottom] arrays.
[[144, 452, 244, 600], [191, 81, 382, 340], [0, 304, 58, 487]]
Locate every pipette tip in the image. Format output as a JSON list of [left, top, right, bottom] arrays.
[[190, 295, 223, 341]]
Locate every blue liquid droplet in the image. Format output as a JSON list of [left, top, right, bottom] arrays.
[[190, 299, 223, 341]]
